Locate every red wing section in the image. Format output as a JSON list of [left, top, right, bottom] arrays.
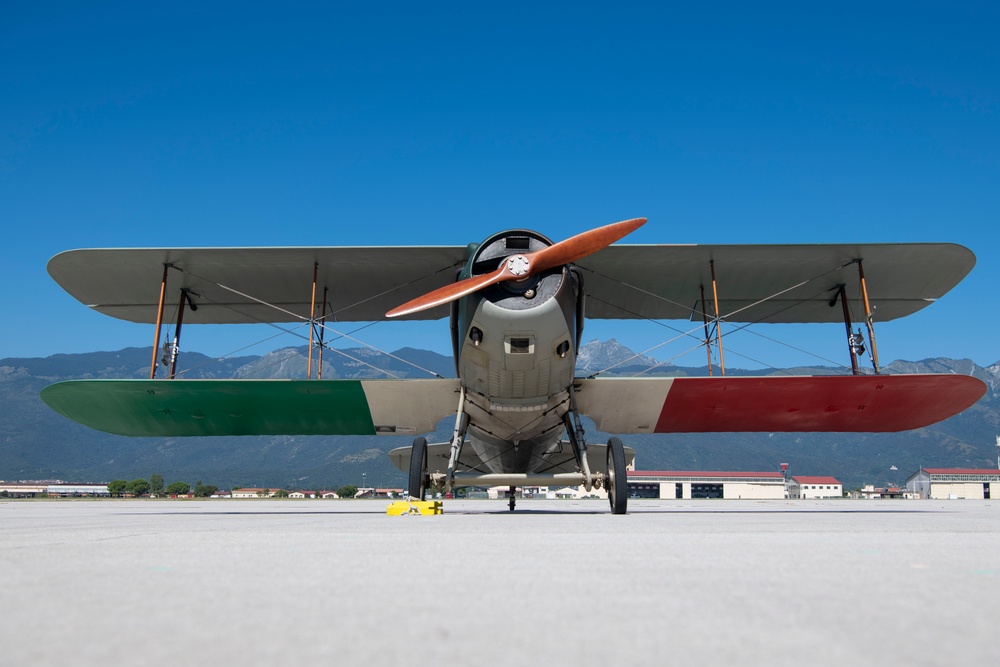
[[655, 375, 985, 433], [574, 374, 985, 434]]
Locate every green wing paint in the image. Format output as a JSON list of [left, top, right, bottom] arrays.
[[41, 380, 377, 437]]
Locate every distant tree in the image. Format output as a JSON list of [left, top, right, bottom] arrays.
[[126, 478, 151, 497], [166, 481, 191, 495], [193, 481, 218, 498], [336, 485, 357, 499], [274, 489, 289, 498], [107, 480, 128, 497], [149, 473, 164, 495], [256, 488, 270, 497]]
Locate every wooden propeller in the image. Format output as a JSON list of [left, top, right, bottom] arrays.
[[386, 217, 646, 318]]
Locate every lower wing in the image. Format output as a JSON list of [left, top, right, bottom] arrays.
[[41, 374, 985, 438], [574, 374, 986, 433]]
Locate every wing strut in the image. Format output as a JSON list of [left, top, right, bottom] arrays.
[[318, 286, 328, 379], [857, 259, 881, 374], [169, 288, 195, 379], [709, 260, 726, 375], [700, 255, 886, 375], [833, 284, 860, 375], [307, 262, 318, 379], [149, 263, 169, 380], [830, 260, 882, 375], [699, 285, 714, 376]]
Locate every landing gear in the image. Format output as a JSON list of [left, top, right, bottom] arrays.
[[607, 437, 627, 515], [408, 436, 428, 501], [508, 486, 516, 512]]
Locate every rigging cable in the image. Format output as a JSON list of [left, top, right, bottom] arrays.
[[167, 266, 447, 378], [580, 258, 861, 376]]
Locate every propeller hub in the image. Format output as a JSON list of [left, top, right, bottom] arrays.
[[505, 254, 531, 277]]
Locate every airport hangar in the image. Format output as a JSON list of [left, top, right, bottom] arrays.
[[905, 468, 1000, 499], [627, 471, 788, 499], [0, 483, 110, 497]]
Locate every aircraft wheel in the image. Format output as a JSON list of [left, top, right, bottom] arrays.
[[408, 436, 428, 500], [508, 486, 516, 511], [607, 437, 627, 515]]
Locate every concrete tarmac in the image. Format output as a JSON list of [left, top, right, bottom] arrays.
[[2, 498, 998, 665]]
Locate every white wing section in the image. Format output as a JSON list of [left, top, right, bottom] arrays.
[[574, 377, 675, 434], [361, 379, 461, 435]]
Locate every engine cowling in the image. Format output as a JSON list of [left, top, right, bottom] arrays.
[[455, 230, 580, 405]]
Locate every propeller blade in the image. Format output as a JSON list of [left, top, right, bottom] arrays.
[[530, 217, 646, 273], [385, 264, 509, 319], [385, 217, 647, 318]]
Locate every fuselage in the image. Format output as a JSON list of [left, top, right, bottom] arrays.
[[452, 230, 583, 473]]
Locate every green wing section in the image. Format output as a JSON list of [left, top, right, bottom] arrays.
[[41, 379, 461, 437]]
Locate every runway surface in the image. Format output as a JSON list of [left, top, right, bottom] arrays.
[[2, 498, 998, 665]]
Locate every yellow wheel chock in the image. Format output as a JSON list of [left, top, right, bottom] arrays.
[[386, 499, 443, 516]]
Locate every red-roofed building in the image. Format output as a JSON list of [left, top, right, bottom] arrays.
[[231, 487, 279, 498], [905, 468, 1000, 499], [627, 471, 786, 499], [788, 475, 843, 499]]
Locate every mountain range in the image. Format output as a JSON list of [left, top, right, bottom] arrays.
[[2, 340, 997, 491]]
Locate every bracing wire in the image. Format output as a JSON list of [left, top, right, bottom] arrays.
[[581, 258, 861, 376], [165, 265, 451, 379]]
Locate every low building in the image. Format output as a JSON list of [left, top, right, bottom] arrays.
[[858, 485, 907, 499], [905, 468, 1000, 499], [0, 482, 48, 497], [49, 484, 111, 497], [486, 485, 607, 500], [788, 476, 843, 499], [627, 471, 786, 499], [231, 487, 279, 498], [354, 487, 402, 498]]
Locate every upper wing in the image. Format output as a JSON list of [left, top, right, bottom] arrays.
[[48, 246, 467, 324], [40, 378, 461, 437], [574, 374, 986, 433], [577, 243, 975, 322], [49, 242, 974, 325]]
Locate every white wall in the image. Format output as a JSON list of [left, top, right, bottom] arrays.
[[723, 483, 785, 500], [929, 482, 984, 500]]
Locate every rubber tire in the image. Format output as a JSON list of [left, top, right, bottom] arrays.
[[607, 437, 627, 515], [408, 436, 428, 500]]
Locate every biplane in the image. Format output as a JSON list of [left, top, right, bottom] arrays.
[[41, 218, 986, 513]]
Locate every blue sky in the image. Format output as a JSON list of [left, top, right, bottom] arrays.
[[2, 2, 998, 371]]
